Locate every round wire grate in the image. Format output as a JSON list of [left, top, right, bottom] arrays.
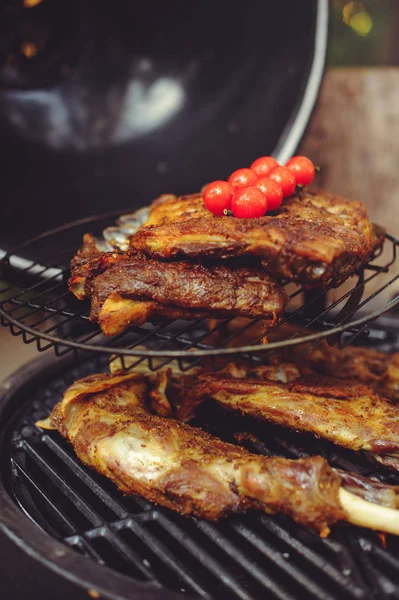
[[0, 209, 399, 373]]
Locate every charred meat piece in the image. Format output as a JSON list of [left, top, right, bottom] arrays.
[[131, 190, 381, 287], [181, 374, 399, 470], [144, 193, 211, 227], [200, 319, 399, 402], [264, 328, 399, 402], [233, 340, 399, 403], [70, 233, 103, 272], [69, 251, 288, 336], [279, 340, 399, 403], [37, 372, 399, 536]]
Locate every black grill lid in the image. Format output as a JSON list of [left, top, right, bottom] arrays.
[[0, 0, 327, 254]]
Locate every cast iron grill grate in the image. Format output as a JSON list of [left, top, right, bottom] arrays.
[[3, 352, 399, 600], [0, 210, 399, 372]]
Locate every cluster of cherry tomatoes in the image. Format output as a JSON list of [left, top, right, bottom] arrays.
[[203, 155, 316, 218]]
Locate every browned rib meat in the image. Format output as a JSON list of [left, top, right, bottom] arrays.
[[280, 340, 399, 403], [131, 190, 381, 286], [144, 193, 211, 227], [70, 233, 103, 273], [37, 371, 399, 536], [201, 320, 399, 402], [231, 341, 399, 403], [181, 373, 399, 470], [69, 250, 288, 335]]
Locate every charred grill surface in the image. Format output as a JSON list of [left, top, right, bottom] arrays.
[[131, 190, 380, 287]]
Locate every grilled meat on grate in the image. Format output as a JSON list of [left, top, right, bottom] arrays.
[[206, 319, 399, 402], [276, 339, 399, 402], [37, 371, 399, 537], [180, 373, 399, 470], [131, 190, 381, 287], [143, 192, 210, 227], [69, 246, 288, 335]]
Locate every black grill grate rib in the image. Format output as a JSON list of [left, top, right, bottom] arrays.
[[3, 352, 399, 600]]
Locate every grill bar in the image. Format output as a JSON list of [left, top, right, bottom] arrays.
[[195, 519, 302, 600], [11, 459, 77, 537], [221, 520, 339, 600], [21, 440, 104, 528], [252, 518, 364, 598], [154, 513, 257, 600], [114, 519, 212, 597]]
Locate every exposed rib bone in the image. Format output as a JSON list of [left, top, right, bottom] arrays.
[[339, 488, 399, 536]]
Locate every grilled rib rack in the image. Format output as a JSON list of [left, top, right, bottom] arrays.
[[0, 209, 399, 371]]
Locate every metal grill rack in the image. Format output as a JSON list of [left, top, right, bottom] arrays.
[[0, 209, 399, 372]]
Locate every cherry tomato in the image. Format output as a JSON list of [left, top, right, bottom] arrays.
[[250, 156, 278, 177], [254, 177, 283, 210], [231, 186, 267, 218], [286, 156, 315, 186], [268, 166, 296, 197], [203, 180, 234, 216], [228, 168, 258, 189]]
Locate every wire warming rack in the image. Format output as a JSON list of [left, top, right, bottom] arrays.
[[1, 208, 399, 373]]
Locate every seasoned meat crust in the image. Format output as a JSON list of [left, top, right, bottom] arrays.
[[70, 233, 102, 273], [69, 250, 288, 335], [214, 321, 399, 402], [131, 190, 381, 286], [144, 193, 210, 227], [280, 339, 399, 403], [181, 373, 399, 470], [42, 371, 345, 535]]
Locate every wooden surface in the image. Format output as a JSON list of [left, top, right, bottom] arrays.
[[299, 67, 399, 309]]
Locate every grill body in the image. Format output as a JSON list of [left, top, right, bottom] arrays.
[[2, 334, 399, 600]]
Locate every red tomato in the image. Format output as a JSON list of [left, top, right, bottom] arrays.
[[228, 168, 258, 189], [286, 156, 315, 186], [250, 156, 278, 177], [231, 186, 267, 218], [268, 166, 296, 197], [203, 180, 234, 216], [254, 177, 283, 210]]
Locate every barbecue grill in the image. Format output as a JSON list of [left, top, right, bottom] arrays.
[[1, 205, 399, 600], [4, 1, 399, 599]]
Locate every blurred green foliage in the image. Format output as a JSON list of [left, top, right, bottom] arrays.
[[328, 0, 396, 66]]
